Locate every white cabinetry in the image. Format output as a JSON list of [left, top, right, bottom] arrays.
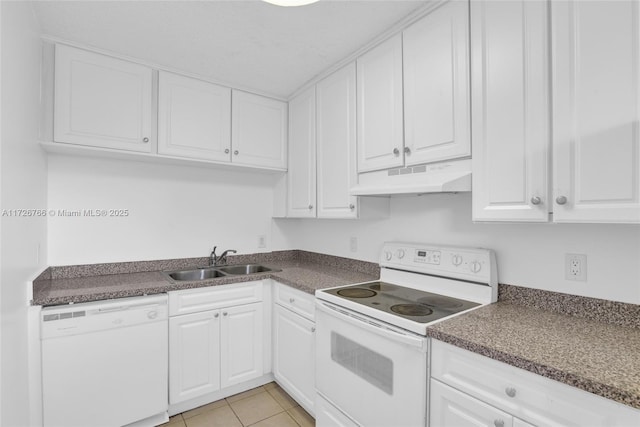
[[272, 283, 315, 415], [232, 90, 288, 170], [356, 34, 404, 173], [472, 0, 640, 224], [431, 379, 514, 427], [52, 44, 287, 171], [220, 303, 264, 388], [284, 64, 388, 219], [403, 0, 470, 166], [356, 1, 471, 175], [471, 0, 550, 222], [316, 63, 359, 218], [169, 282, 264, 405], [552, 0, 640, 223], [431, 340, 640, 427], [287, 87, 317, 218], [54, 44, 153, 152], [158, 71, 231, 161], [169, 310, 221, 403]]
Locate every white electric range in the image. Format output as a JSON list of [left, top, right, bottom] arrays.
[[314, 242, 497, 427]]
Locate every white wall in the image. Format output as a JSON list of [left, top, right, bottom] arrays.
[[0, 2, 48, 425], [47, 155, 279, 265], [273, 193, 640, 305]]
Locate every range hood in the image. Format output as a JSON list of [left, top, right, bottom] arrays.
[[350, 159, 471, 196]]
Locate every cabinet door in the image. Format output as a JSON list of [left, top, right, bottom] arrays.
[[317, 63, 358, 218], [356, 35, 404, 173], [403, 0, 471, 166], [471, 0, 550, 222], [220, 302, 264, 388], [54, 44, 153, 152], [232, 90, 287, 169], [430, 379, 513, 427], [158, 71, 231, 162], [169, 310, 220, 404], [552, 0, 640, 223], [287, 87, 317, 218], [273, 304, 315, 414]]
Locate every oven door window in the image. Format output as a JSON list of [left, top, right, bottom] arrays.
[[331, 332, 393, 395]]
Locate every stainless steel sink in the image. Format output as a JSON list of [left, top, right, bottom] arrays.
[[165, 267, 228, 281], [163, 264, 279, 282], [216, 264, 278, 275]]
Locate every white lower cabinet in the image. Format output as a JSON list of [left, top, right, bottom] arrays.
[[169, 310, 221, 403], [272, 283, 316, 415], [430, 340, 640, 427], [431, 379, 515, 427], [169, 282, 264, 405], [220, 303, 264, 388]]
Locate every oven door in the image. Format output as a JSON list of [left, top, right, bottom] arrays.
[[315, 300, 429, 427]]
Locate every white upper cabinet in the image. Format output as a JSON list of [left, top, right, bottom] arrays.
[[552, 0, 640, 224], [471, 0, 550, 222], [356, 34, 404, 173], [403, 0, 471, 166], [316, 63, 358, 219], [281, 63, 389, 220], [473, 0, 639, 224], [158, 71, 231, 162], [232, 90, 288, 170], [54, 44, 153, 152], [287, 87, 317, 218]]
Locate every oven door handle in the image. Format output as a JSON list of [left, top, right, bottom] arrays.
[[316, 301, 427, 350]]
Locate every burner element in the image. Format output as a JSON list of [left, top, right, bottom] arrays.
[[418, 295, 464, 309], [390, 304, 433, 317], [368, 282, 399, 292], [337, 288, 377, 298]]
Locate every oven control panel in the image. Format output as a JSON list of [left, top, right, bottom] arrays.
[[380, 242, 496, 285], [414, 249, 441, 265]]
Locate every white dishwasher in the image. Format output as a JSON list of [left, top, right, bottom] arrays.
[[41, 294, 169, 427]]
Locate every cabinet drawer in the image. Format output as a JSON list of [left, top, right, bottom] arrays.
[[431, 340, 640, 427], [316, 394, 358, 427], [430, 379, 513, 427], [169, 281, 262, 316], [274, 283, 315, 321]]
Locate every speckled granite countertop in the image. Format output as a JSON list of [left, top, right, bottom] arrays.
[[427, 294, 640, 410], [32, 250, 379, 306]]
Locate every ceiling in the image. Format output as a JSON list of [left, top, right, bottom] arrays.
[[32, 0, 429, 98]]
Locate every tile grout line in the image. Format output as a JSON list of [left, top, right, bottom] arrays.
[[225, 401, 245, 427], [172, 383, 313, 427]]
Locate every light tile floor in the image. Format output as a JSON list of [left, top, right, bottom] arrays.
[[162, 383, 315, 427]]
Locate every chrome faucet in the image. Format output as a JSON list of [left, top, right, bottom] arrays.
[[209, 246, 237, 266]]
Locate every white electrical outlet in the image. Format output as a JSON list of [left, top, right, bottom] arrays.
[[258, 235, 266, 248], [565, 253, 587, 281], [350, 236, 358, 253]]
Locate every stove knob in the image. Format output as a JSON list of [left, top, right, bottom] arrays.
[[396, 249, 405, 259], [385, 251, 393, 261], [452, 254, 463, 266], [470, 261, 482, 273]]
